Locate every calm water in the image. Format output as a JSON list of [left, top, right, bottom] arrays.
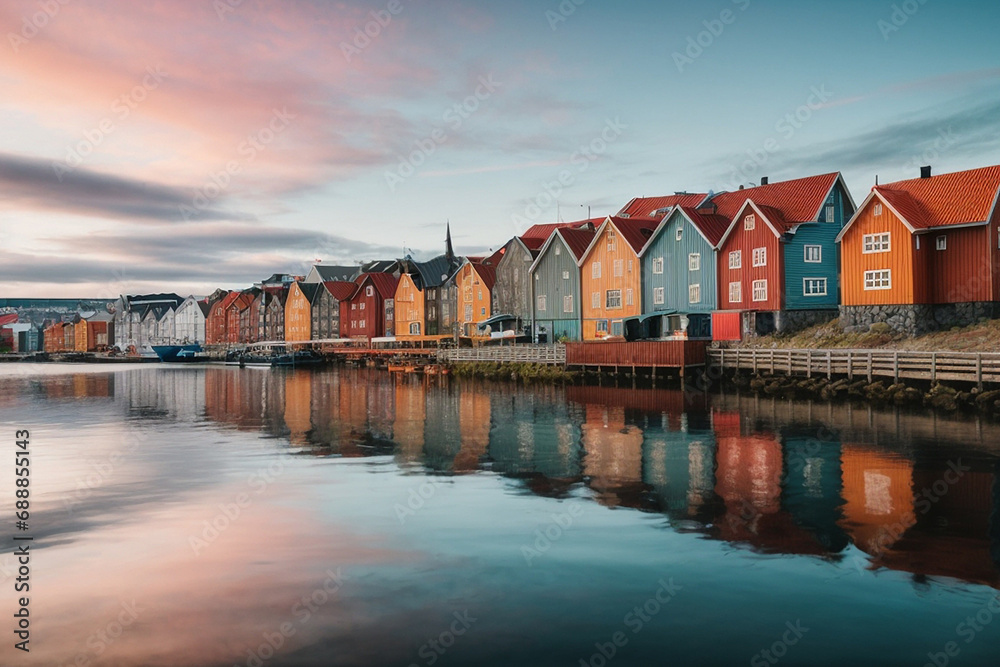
[[1, 363, 999, 667]]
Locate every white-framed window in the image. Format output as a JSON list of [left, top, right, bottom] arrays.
[[351, 303, 357, 310], [555, 245, 561, 256], [653, 287, 664, 305], [625, 289, 634, 306], [729, 250, 742, 269], [752, 247, 767, 267], [729, 281, 742, 303], [689, 253, 700, 271], [478, 290, 483, 301], [562, 270, 570, 280], [652, 257, 664, 274], [537, 295, 547, 312], [592, 292, 600, 309], [863, 233, 891, 254], [864, 269, 892, 290], [613, 259, 623, 277], [596, 320, 609, 334], [689, 284, 701, 304], [611, 320, 623, 337], [365, 286, 374, 297], [592, 262, 601, 279], [936, 235, 947, 251], [628, 259, 633, 274], [825, 204, 836, 222], [606, 237, 616, 252], [606, 289, 622, 309], [464, 304, 473, 322], [804, 245, 822, 263], [874, 203, 883, 216], [752, 279, 768, 302], [409, 322, 421, 335], [744, 214, 756, 230], [514, 267, 519, 282], [563, 295, 574, 313], [360, 319, 366, 328], [360, 302, 366, 310], [675, 227, 683, 241], [803, 278, 828, 296]]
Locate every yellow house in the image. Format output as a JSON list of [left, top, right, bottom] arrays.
[[454, 261, 496, 336], [395, 273, 426, 338], [284, 282, 319, 343]]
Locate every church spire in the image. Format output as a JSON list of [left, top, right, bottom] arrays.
[[445, 220, 455, 264]]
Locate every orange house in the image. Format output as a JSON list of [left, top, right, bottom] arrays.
[[284, 282, 319, 343], [578, 216, 657, 340], [454, 261, 495, 336], [837, 165, 1000, 333], [395, 273, 426, 338]]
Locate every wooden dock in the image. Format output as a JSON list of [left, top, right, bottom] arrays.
[[438, 344, 566, 365], [709, 347, 1000, 389]]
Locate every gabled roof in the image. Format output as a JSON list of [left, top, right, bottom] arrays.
[[527, 225, 597, 275], [320, 281, 358, 302], [639, 206, 730, 256], [706, 173, 843, 222], [198, 300, 212, 317], [401, 254, 455, 290], [716, 200, 797, 247], [311, 265, 359, 282], [0, 313, 18, 326], [482, 247, 506, 267], [211, 291, 242, 314], [361, 260, 398, 274], [354, 272, 399, 299], [577, 216, 658, 266], [292, 282, 320, 302], [521, 218, 600, 241], [617, 193, 708, 219], [471, 262, 497, 290]]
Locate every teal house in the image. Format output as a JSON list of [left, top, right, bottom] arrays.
[[528, 226, 596, 342]]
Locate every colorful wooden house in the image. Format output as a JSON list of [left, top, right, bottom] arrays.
[[578, 216, 658, 340], [312, 281, 356, 340], [394, 255, 459, 338], [529, 226, 596, 342], [636, 206, 729, 339], [836, 165, 1000, 334], [454, 260, 496, 336], [206, 291, 239, 345], [616, 193, 707, 219], [175, 296, 208, 344], [346, 273, 399, 340], [711, 173, 855, 337], [285, 281, 319, 342], [255, 287, 287, 342]]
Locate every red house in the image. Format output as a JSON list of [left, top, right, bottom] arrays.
[[226, 292, 254, 344], [206, 291, 240, 345], [345, 273, 399, 340]]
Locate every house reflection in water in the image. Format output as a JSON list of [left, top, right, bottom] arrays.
[[838, 445, 917, 558]]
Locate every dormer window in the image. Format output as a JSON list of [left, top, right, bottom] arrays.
[[744, 214, 756, 231]]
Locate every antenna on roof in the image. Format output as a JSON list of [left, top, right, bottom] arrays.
[[875, 175, 879, 186]]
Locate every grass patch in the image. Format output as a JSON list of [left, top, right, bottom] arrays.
[[736, 318, 1000, 352], [449, 362, 576, 384]]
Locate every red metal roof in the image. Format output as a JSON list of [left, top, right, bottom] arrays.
[[558, 227, 597, 261], [520, 236, 546, 252], [483, 247, 506, 266], [473, 263, 497, 291], [707, 173, 840, 222], [0, 313, 18, 326], [608, 216, 659, 253], [322, 281, 358, 301], [676, 207, 730, 247], [355, 272, 399, 299], [521, 218, 599, 240], [212, 291, 241, 314], [618, 194, 707, 219], [873, 165, 1000, 229]]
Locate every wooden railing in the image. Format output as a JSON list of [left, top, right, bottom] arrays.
[[708, 347, 1000, 388], [438, 344, 566, 365]]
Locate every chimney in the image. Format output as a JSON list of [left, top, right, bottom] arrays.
[[739, 185, 744, 190], [760, 177, 769, 186], [920, 166, 932, 179]]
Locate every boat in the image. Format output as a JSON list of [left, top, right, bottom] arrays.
[[152, 344, 203, 362], [271, 350, 324, 367]]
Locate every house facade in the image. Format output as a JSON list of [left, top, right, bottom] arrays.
[[454, 261, 495, 336], [837, 165, 1000, 334], [529, 226, 596, 342], [578, 217, 657, 340], [285, 282, 319, 342], [395, 255, 460, 338], [492, 237, 543, 334], [312, 281, 355, 340], [175, 296, 208, 344], [345, 273, 399, 340]]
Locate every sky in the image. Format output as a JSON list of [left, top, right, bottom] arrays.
[[1, 0, 999, 298]]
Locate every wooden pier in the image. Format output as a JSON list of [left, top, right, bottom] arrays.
[[437, 344, 566, 365], [709, 347, 1000, 389]]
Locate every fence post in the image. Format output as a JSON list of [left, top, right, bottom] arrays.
[[847, 350, 853, 380], [977, 353, 983, 391], [826, 350, 832, 380], [867, 351, 873, 383], [931, 352, 937, 384]]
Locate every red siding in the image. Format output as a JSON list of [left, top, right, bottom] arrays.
[[712, 311, 741, 341], [565, 340, 706, 367], [717, 207, 784, 311], [346, 284, 384, 340], [928, 226, 991, 303], [992, 205, 1000, 303]]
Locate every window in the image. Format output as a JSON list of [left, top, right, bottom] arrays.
[[744, 214, 756, 230], [592, 292, 600, 309], [351, 303, 357, 310], [752, 279, 768, 302], [729, 250, 742, 269], [409, 322, 421, 335], [863, 233, 891, 254], [478, 290, 483, 301], [480, 307, 486, 316], [360, 302, 366, 310], [366, 286, 374, 297], [689, 284, 701, 304], [625, 289, 634, 306], [562, 270, 570, 280], [360, 319, 366, 329], [596, 320, 609, 334], [803, 278, 828, 296], [729, 282, 742, 303], [864, 269, 892, 290], [752, 247, 767, 267], [804, 245, 822, 263], [675, 228, 683, 241], [628, 259, 633, 274], [613, 259, 623, 277], [464, 304, 473, 322], [555, 245, 561, 256], [825, 204, 836, 222], [936, 235, 947, 251], [563, 295, 574, 313], [652, 257, 664, 274], [606, 289, 622, 309], [611, 321, 623, 337], [592, 262, 601, 279], [537, 295, 547, 312], [514, 268, 519, 282], [606, 235, 616, 251], [653, 287, 664, 305], [874, 203, 883, 216]]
